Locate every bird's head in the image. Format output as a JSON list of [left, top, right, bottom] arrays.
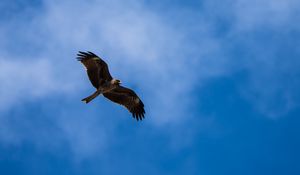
[[111, 79, 121, 85]]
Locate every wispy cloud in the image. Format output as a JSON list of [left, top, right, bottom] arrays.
[[201, 0, 300, 118], [1, 0, 215, 158], [0, 0, 299, 161], [229, 0, 300, 118], [0, 57, 76, 111], [233, 0, 300, 31]]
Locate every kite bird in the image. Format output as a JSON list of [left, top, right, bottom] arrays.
[[77, 51, 145, 121]]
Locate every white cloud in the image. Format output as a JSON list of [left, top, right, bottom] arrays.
[[201, 0, 300, 118], [0, 57, 77, 111], [1, 0, 213, 157], [57, 110, 111, 159], [229, 0, 300, 118], [0, 0, 299, 160], [233, 0, 300, 31], [38, 0, 223, 125]]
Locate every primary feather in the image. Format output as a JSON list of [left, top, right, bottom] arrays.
[[103, 86, 145, 121], [77, 51, 112, 88]]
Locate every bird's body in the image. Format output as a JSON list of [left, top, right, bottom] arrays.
[[77, 51, 145, 121], [81, 79, 120, 103]]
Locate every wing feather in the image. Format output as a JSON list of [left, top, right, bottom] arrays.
[[77, 51, 113, 88], [103, 86, 145, 121]]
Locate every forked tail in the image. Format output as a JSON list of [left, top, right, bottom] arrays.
[[81, 89, 102, 103]]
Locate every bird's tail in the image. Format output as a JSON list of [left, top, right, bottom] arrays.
[[81, 89, 102, 103]]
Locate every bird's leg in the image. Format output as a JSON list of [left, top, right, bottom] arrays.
[[81, 89, 103, 103]]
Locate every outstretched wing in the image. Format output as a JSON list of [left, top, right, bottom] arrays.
[[103, 86, 145, 121], [77, 51, 113, 88]]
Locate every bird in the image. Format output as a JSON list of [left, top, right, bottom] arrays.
[[76, 51, 145, 121]]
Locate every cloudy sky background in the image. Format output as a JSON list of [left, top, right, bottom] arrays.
[[0, 0, 300, 174]]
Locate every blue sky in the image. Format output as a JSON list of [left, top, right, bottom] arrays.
[[0, 0, 300, 174]]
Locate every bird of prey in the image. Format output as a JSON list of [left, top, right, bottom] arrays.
[[76, 51, 145, 121]]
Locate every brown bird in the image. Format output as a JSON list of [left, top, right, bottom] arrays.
[[77, 51, 145, 121]]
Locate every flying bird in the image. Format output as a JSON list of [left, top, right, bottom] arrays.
[[76, 51, 145, 121]]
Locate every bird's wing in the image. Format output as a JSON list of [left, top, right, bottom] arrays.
[[103, 86, 145, 121], [77, 51, 113, 88]]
